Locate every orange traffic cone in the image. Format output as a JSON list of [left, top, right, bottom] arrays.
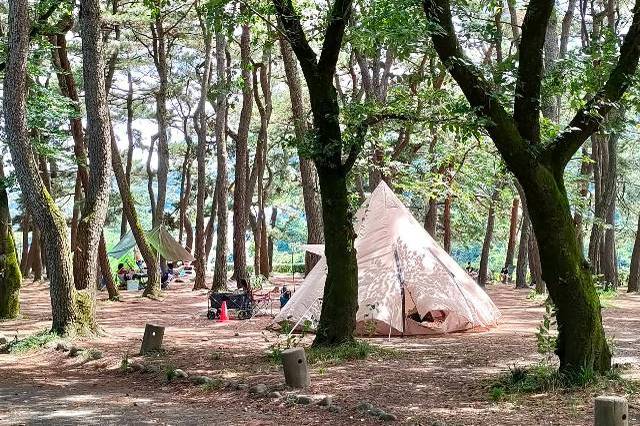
[[219, 301, 229, 322]]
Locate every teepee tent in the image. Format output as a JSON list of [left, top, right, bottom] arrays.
[[272, 182, 501, 335]]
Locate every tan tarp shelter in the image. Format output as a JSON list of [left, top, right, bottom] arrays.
[[108, 225, 195, 262], [272, 182, 501, 335]]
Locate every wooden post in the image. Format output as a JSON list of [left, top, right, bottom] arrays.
[[282, 347, 310, 388], [140, 324, 165, 354], [595, 395, 628, 426]]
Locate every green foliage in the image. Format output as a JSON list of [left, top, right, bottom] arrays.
[[8, 330, 58, 354], [163, 363, 177, 382], [120, 352, 131, 372], [490, 363, 637, 399], [305, 341, 398, 365], [536, 300, 557, 361], [200, 378, 225, 391]]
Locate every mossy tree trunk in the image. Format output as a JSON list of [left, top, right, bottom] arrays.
[[424, 0, 640, 373], [0, 163, 22, 319], [4, 0, 91, 334]]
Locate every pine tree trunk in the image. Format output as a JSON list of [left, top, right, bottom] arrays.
[[4, 0, 82, 333], [0, 163, 22, 319], [74, 0, 113, 297], [478, 188, 499, 288], [268, 207, 277, 273], [98, 236, 119, 300], [193, 23, 212, 291], [442, 194, 452, 253], [515, 207, 530, 289], [504, 197, 519, 271], [529, 232, 545, 293], [278, 33, 324, 274], [627, 214, 640, 292], [232, 20, 253, 282], [20, 212, 30, 276], [121, 70, 135, 238], [109, 129, 161, 297], [29, 227, 42, 281], [424, 197, 438, 237], [211, 24, 229, 291]]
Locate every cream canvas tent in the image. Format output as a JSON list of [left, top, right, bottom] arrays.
[[272, 182, 501, 336]]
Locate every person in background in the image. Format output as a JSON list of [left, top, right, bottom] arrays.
[[134, 247, 144, 270], [280, 285, 292, 308], [117, 263, 132, 283]]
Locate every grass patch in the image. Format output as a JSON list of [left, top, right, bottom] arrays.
[[267, 340, 399, 366], [201, 378, 225, 391], [8, 330, 58, 354], [489, 363, 638, 401], [164, 363, 177, 382]]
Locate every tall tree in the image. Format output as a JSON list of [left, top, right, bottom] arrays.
[[273, 0, 360, 346], [423, 0, 640, 372], [4, 0, 92, 334], [73, 0, 113, 296], [232, 17, 253, 281], [193, 4, 213, 291], [211, 16, 229, 291], [278, 33, 324, 274]]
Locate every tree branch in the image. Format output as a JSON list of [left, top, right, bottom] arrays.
[[513, 0, 554, 144], [541, 0, 640, 169], [272, 0, 318, 78], [317, 0, 352, 78], [423, 0, 531, 172]]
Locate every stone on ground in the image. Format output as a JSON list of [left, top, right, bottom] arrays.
[[174, 369, 188, 379], [251, 384, 268, 395], [318, 396, 332, 407], [295, 395, 312, 405]]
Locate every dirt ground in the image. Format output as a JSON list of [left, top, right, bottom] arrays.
[[1, 277, 640, 425]]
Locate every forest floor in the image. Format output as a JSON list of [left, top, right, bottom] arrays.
[[1, 277, 640, 425]]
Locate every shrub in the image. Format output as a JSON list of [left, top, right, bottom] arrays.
[[8, 330, 58, 354]]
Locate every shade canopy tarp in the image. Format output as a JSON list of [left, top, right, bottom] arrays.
[[271, 181, 501, 336], [108, 226, 195, 262]]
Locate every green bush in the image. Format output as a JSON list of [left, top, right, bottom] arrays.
[[8, 330, 58, 354]]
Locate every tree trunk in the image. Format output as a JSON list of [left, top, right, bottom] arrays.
[[152, 12, 170, 231], [29, 227, 42, 281], [70, 175, 82, 251], [4, 0, 86, 334], [232, 20, 253, 282], [268, 207, 277, 273], [109, 129, 161, 297], [627, 214, 640, 292], [529, 231, 545, 293], [73, 0, 113, 297], [504, 197, 519, 271], [424, 197, 438, 237], [314, 168, 358, 345], [515, 205, 530, 289], [442, 194, 452, 253], [204, 185, 218, 262], [0, 162, 22, 319], [193, 21, 212, 291], [278, 32, 324, 274], [211, 23, 229, 291], [478, 188, 499, 288], [121, 70, 135, 238], [146, 135, 157, 220], [98, 236, 119, 300], [20, 212, 30, 275]]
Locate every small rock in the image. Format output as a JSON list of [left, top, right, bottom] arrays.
[[251, 384, 268, 395], [369, 408, 385, 417], [130, 362, 145, 372], [268, 391, 282, 399], [133, 402, 138, 407], [318, 396, 332, 407], [296, 395, 312, 405], [87, 350, 103, 360], [328, 405, 342, 413], [0, 344, 9, 354], [357, 402, 374, 412], [55, 342, 70, 352], [236, 383, 248, 390], [378, 412, 397, 421], [190, 375, 212, 385], [174, 369, 188, 379], [0, 335, 7, 345], [68, 346, 83, 358], [145, 365, 160, 374]]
